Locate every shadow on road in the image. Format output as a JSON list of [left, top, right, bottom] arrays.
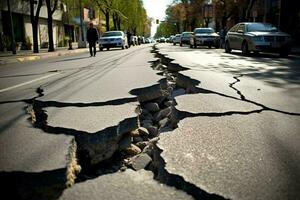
[[158, 43, 300, 88], [51, 56, 90, 63]]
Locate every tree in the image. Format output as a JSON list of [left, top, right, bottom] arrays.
[[94, 0, 112, 31], [154, 22, 175, 38], [213, 0, 256, 30], [45, 0, 58, 52], [91, 0, 149, 36], [29, 0, 43, 53], [164, 0, 205, 33]]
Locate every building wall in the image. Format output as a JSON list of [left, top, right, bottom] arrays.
[[1, 0, 65, 50]]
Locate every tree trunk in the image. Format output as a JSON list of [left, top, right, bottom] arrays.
[[245, 0, 255, 21], [47, 16, 54, 51], [46, 0, 58, 52], [30, 0, 43, 53], [105, 10, 110, 31], [32, 23, 39, 53], [117, 17, 121, 30], [113, 13, 117, 30]]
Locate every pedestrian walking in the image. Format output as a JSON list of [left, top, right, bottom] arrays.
[[127, 31, 132, 48], [87, 23, 99, 57], [219, 28, 227, 49]]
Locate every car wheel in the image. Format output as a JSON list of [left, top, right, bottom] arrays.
[[241, 41, 249, 56], [173, 43, 176, 45], [214, 45, 219, 49], [253, 51, 259, 56], [208, 45, 212, 49], [225, 41, 231, 53], [107, 47, 110, 51]]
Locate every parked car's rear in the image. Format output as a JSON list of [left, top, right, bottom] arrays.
[[180, 32, 193, 46], [173, 34, 181, 45], [225, 22, 292, 56], [190, 28, 220, 49], [99, 31, 128, 51]]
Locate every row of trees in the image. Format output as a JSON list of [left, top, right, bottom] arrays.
[[155, 0, 259, 38], [29, 0, 59, 53], [25, 0, 149, 53], [93, 0, 149, 36]]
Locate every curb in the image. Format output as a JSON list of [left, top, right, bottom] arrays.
[[0, 48, 89, 66], [17, 56, 41, 62]]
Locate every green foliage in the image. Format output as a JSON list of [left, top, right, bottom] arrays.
[[154, 22, 176, 38], [91, 0, 150, 36]]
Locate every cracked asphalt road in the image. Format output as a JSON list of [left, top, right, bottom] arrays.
[[156, 43, 300, 199], [0, 43, 299, 200]]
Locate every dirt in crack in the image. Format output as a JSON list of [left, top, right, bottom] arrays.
[[23, 63, 182, 192], [142, 45, 229, 200], [23, 45, 227, 199]]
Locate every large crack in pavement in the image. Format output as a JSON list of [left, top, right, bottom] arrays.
[[146, 45, 300, 200], [4, 44, 300, 199]]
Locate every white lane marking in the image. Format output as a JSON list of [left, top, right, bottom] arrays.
[[0, 73, 59, 93]]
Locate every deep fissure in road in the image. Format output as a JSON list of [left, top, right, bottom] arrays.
[[146, 46, 228, 200], [22, 45, 226, 199], [19, 44, 300, 200]]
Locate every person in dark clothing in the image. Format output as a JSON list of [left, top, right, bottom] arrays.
[[127, 31, 132, 48], [86, 23, 99, 57]]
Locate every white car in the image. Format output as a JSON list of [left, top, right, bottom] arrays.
[[99, 31, 128, 51], [190, 28, 220, 49]]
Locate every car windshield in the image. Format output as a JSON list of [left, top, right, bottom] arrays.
[[102, 32, 122, 37], [195, 29, 214, 34], [182, 33, 192, 36], [247, 23, 278, 32]]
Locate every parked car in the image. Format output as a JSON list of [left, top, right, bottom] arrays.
[[167, 35, 174, 43], [190, 28, 220, 49], [180, 32, 193, 46], [173, 34, 181, 45], [159, 37, 167, 43], [99, 31, 128, 51], [225, 22, 292, 56]]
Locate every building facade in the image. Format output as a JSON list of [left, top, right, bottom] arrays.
[[0, 0, 103, 51], [0, 0, 65, 50]]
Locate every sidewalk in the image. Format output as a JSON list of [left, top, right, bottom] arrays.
[[0, 46, 89, 66]]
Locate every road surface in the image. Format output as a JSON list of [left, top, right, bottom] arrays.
[[0, 43, 299, 200]]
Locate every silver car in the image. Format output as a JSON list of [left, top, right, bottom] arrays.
[[190, 28, 220, 49], [225, 22, 292, 56], [180, 32, 193, 46], [99, 31, 128, 51], [173, 34, 181, 45]]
